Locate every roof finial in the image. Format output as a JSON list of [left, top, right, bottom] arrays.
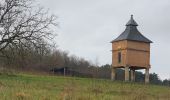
[[131, 15, 133, 19], [126, 14, 138, 26]]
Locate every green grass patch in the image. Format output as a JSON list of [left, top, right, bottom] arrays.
[[0, 74, 170, 100]]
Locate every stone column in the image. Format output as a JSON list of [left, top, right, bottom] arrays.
[[145, 68, 149, 83], [125, 66, 129, 82], [130, 69, 135, 82], [111, 67, 116, 80]]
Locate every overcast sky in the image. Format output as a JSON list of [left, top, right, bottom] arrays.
[[38, 0, 170, 79]]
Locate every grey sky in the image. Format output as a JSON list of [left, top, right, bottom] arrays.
[[38, 0, 170, 79]]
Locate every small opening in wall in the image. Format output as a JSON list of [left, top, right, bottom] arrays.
[[118, 52, 121, 63]]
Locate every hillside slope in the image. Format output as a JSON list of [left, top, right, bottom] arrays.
[[0, 74, 169, 100]]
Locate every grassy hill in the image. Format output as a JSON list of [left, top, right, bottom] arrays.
[[0, 74, 170, 100]]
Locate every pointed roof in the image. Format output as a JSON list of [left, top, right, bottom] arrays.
[[111, 15, 152, 43], [126, 15, 138, 26]]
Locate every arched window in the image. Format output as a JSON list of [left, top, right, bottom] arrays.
[[118, 52, 121, 63]]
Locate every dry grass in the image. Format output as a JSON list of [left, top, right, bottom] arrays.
[[0, 74, 170, 100]]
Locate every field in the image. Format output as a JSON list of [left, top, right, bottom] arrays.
[[0, 74, 170, 100]]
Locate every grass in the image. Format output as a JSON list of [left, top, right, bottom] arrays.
[[0, 74, 170, 100]]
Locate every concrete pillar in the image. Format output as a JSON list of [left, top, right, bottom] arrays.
[[125, 66, 129, 81], [130, 69, 135, 82], [145, 68, 149, 83], [111, 67, 116, 80]]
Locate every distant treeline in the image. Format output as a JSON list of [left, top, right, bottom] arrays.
[[0, 43, 169, 86]]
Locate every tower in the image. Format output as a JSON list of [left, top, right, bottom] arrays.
[[111, 15, 152, 83]]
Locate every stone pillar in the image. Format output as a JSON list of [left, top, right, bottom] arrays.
[[111, 67, 116, 80], [145, 68, 149, 83], [125, 66, 129, 82], [130, 69, 135, 82]]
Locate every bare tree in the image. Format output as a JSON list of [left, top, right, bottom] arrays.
[[0, 0, 57, 51]]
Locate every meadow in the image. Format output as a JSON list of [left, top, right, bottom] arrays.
[[0, 73, 170, 100]]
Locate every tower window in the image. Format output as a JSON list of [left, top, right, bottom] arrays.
[[118, 52, 121, 63]]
